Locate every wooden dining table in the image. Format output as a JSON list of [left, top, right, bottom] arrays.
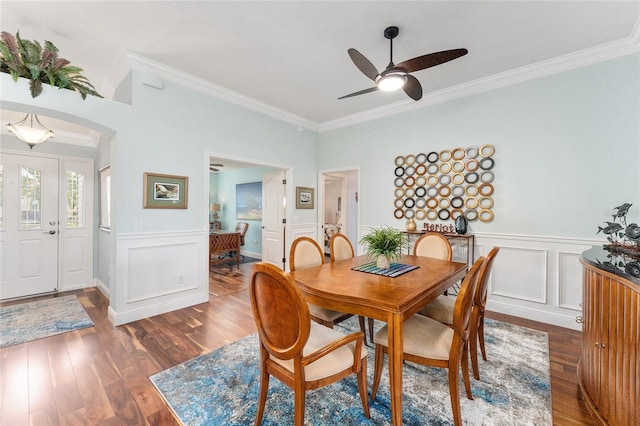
[[289, 254, 467, 426]]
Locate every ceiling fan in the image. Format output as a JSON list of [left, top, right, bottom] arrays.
[[209, 163, 224, 172], [339, 26, 468, 101]]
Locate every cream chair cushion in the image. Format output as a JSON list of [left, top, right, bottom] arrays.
[[293, 241, 324, 269], [374, 314, 453, 361], [419, 295, 455, 325], [309, 304, 350, 323], [273, 322, 368, 381], [332, 237, 353, 262]]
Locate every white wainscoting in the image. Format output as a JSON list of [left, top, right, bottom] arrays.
[[109, 230, 209, 325], [474, 233, 599, 330]]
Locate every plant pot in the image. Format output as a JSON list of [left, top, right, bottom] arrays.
[[376, 255, 391, 269]]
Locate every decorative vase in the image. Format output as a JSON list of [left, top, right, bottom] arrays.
[[406, 217, 416, 232], [455, 215, 468, 234], [376, 255, 391, 269]]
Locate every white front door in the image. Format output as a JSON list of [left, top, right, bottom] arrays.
[[262, 170, 286, 268], [1, 153, 59, 299]]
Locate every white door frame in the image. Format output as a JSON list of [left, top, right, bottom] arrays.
[[318, 167, 360, 255], [206, 151, 293, 267]]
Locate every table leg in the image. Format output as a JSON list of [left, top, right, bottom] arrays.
[[387, 312, 404, 426]]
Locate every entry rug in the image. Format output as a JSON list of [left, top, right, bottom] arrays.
[[150, 317, 551, 425], [0, 295, 94, 348], [352, 262, 419, 278]]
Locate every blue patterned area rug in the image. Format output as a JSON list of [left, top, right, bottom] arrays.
[[0, 295, 94, 348], [150, 317, 551, 425]]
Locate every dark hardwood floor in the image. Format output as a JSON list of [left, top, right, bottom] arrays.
[[1, 262, 594, 425]]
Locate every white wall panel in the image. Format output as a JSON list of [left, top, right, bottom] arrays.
[[491, 246, 548, 303], [476, 233, 597, 330], [558, 251, 583, 310], [111, 231, 208, 325], [127, 241, 198, 302]]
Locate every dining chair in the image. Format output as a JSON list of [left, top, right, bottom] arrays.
[[420, 247, 500, 380], [371, 256, 484, 426], [250, 262, 370, 425], [290, 237, 353, 328], [413, 232, 453, 260], [329, 233, 373, 344]]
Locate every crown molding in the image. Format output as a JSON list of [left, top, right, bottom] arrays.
[[103, 23, 639, 134], [106, 50, 319, 132]]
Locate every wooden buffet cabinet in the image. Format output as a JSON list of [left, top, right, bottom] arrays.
[[578, 247, 639, 426]]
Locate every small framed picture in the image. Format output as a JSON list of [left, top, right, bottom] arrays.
[[296, 186, 314, 209], [143, 172, 189, 209]]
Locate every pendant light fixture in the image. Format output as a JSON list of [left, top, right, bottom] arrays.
[[6, 113, 55, 149]]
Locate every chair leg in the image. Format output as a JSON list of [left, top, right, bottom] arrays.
[[470, 324, 481, 381], [367, 317, 374, 343], [461, 342, 473, 400], [358, 316, 367, 345], [478, 313, 487, 361], [448, 363, 463, 426], [255, 369, 269, 425], [371, 344, 385, 399], [293, 381, 305, 426], [357, 357, 371, 418]]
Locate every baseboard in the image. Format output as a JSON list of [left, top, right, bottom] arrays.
[[486, 299, 582, 331], [108, 292, 209, 326], [94, 278, 110, 298]]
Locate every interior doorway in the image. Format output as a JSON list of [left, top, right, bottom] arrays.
[[208, 154, 290, 269], [319, 169, 359, 255]]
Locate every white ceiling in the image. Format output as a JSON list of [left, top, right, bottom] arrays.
[[2, 1, 639, 143]]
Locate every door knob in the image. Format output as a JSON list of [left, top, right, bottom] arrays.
[[43, 230, 56, 235]]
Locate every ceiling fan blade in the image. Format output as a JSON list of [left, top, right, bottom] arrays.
[[210, 163, 224, 167], [395, 48, 468, 73], [209, 168, 219, 172], [348, 48, 379, 81], [338, 86, 379, 100], [403, 75, 422, 101]]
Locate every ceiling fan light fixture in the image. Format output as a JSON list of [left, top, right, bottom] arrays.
[[376, 73, 406, 92], [6, 113, 55, 149]]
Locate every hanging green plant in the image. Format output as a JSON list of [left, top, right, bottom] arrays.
[[0, 30, 102, 99]]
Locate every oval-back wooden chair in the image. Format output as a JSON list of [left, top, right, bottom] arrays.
[[371, 257, 484, 426], [329, 233, 373, 344], [413, 232, 453, 260], [250, 262, 370, 425], [290, 237, 353, 328], [420, 247, 500, 380]]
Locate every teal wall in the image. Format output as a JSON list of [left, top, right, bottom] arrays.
[[318, 54, 640, 238]]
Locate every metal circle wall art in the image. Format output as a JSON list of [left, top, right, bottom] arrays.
[[392, 146, 496, 223]]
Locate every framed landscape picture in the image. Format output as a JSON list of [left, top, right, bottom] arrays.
[[236, 181, 262, 220], [296, 186, 314, 209], [143, 172, 188, 209]]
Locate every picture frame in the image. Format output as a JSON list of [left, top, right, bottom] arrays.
[[296, 186, 315, 209], [143, 172, 189, 209], [236, 181, 263, 220]]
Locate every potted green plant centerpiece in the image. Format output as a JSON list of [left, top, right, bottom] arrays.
[[360, 226, 409, 269]]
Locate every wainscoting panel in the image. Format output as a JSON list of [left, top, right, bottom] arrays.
[[557, 251, 583, 310], [111, 231, 209, 325], [475, 233, 599, 330], [490, 246, 548, 304]]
